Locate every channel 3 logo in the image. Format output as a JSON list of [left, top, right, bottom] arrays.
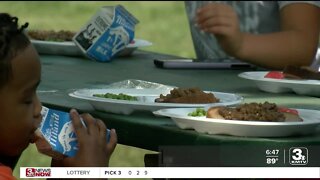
[[26, 168, 51, 177], [26, 168, 35, 177], [289, 147, 308, 165]]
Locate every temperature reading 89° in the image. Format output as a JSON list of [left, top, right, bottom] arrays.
[[266, 157, 279, 164]]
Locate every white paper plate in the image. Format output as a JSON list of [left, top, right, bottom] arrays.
[[153, 107, 320, 137], [239, 71, 320, 97], [69, 88, 243, 115], [31, 39, 152, 57]]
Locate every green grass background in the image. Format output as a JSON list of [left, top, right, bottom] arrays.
[[0, 1, 195, 179], [1, 1, 195, 58]]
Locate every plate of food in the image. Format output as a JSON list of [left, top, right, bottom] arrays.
[[153, 102, 320, 137], [69, 87, 243, 115], [238, 66, 320, 97], [28, 30, 152, 57]]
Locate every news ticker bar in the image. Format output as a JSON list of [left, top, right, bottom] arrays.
[[21, 167, 320, 178]]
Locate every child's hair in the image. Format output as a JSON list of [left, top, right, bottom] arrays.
[[0, 13, 30, 88]]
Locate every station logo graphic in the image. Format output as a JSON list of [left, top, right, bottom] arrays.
[[289, 147, 308, 165], [26, 168, 51, 177]]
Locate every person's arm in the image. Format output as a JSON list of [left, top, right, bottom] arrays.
[[50, 110, 117, 180], [196, 3, 320, 69], [51, 109, 117, 167]]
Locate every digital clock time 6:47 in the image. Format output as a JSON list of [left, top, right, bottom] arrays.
[[266, 149, 279, 155]]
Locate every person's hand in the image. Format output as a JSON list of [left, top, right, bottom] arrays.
[[196, 3, 244, 57], [51, 109, 117, 167]]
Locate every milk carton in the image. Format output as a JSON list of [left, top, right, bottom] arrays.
[[35, 106, 110, 160], [73, 5, 139, 62]]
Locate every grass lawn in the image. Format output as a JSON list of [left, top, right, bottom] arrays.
[[0, 1, 195, 58], [0, 1, 195, 179]]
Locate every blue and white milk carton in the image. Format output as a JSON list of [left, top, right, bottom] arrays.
[[73, 5, 139, 62], [35, 106, 110, 160]]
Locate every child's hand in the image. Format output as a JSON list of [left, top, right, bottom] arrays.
[[196, 3, 244, 57], [51, 109, 117, 167]]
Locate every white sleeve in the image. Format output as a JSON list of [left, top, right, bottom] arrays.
[[278, 1, 320, 9]]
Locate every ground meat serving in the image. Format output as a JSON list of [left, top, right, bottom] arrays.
[[155, 87, 219, 104], [218, 102, 286, 122], [28, 30, 76, 42], [283, 65, 320, 80]]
